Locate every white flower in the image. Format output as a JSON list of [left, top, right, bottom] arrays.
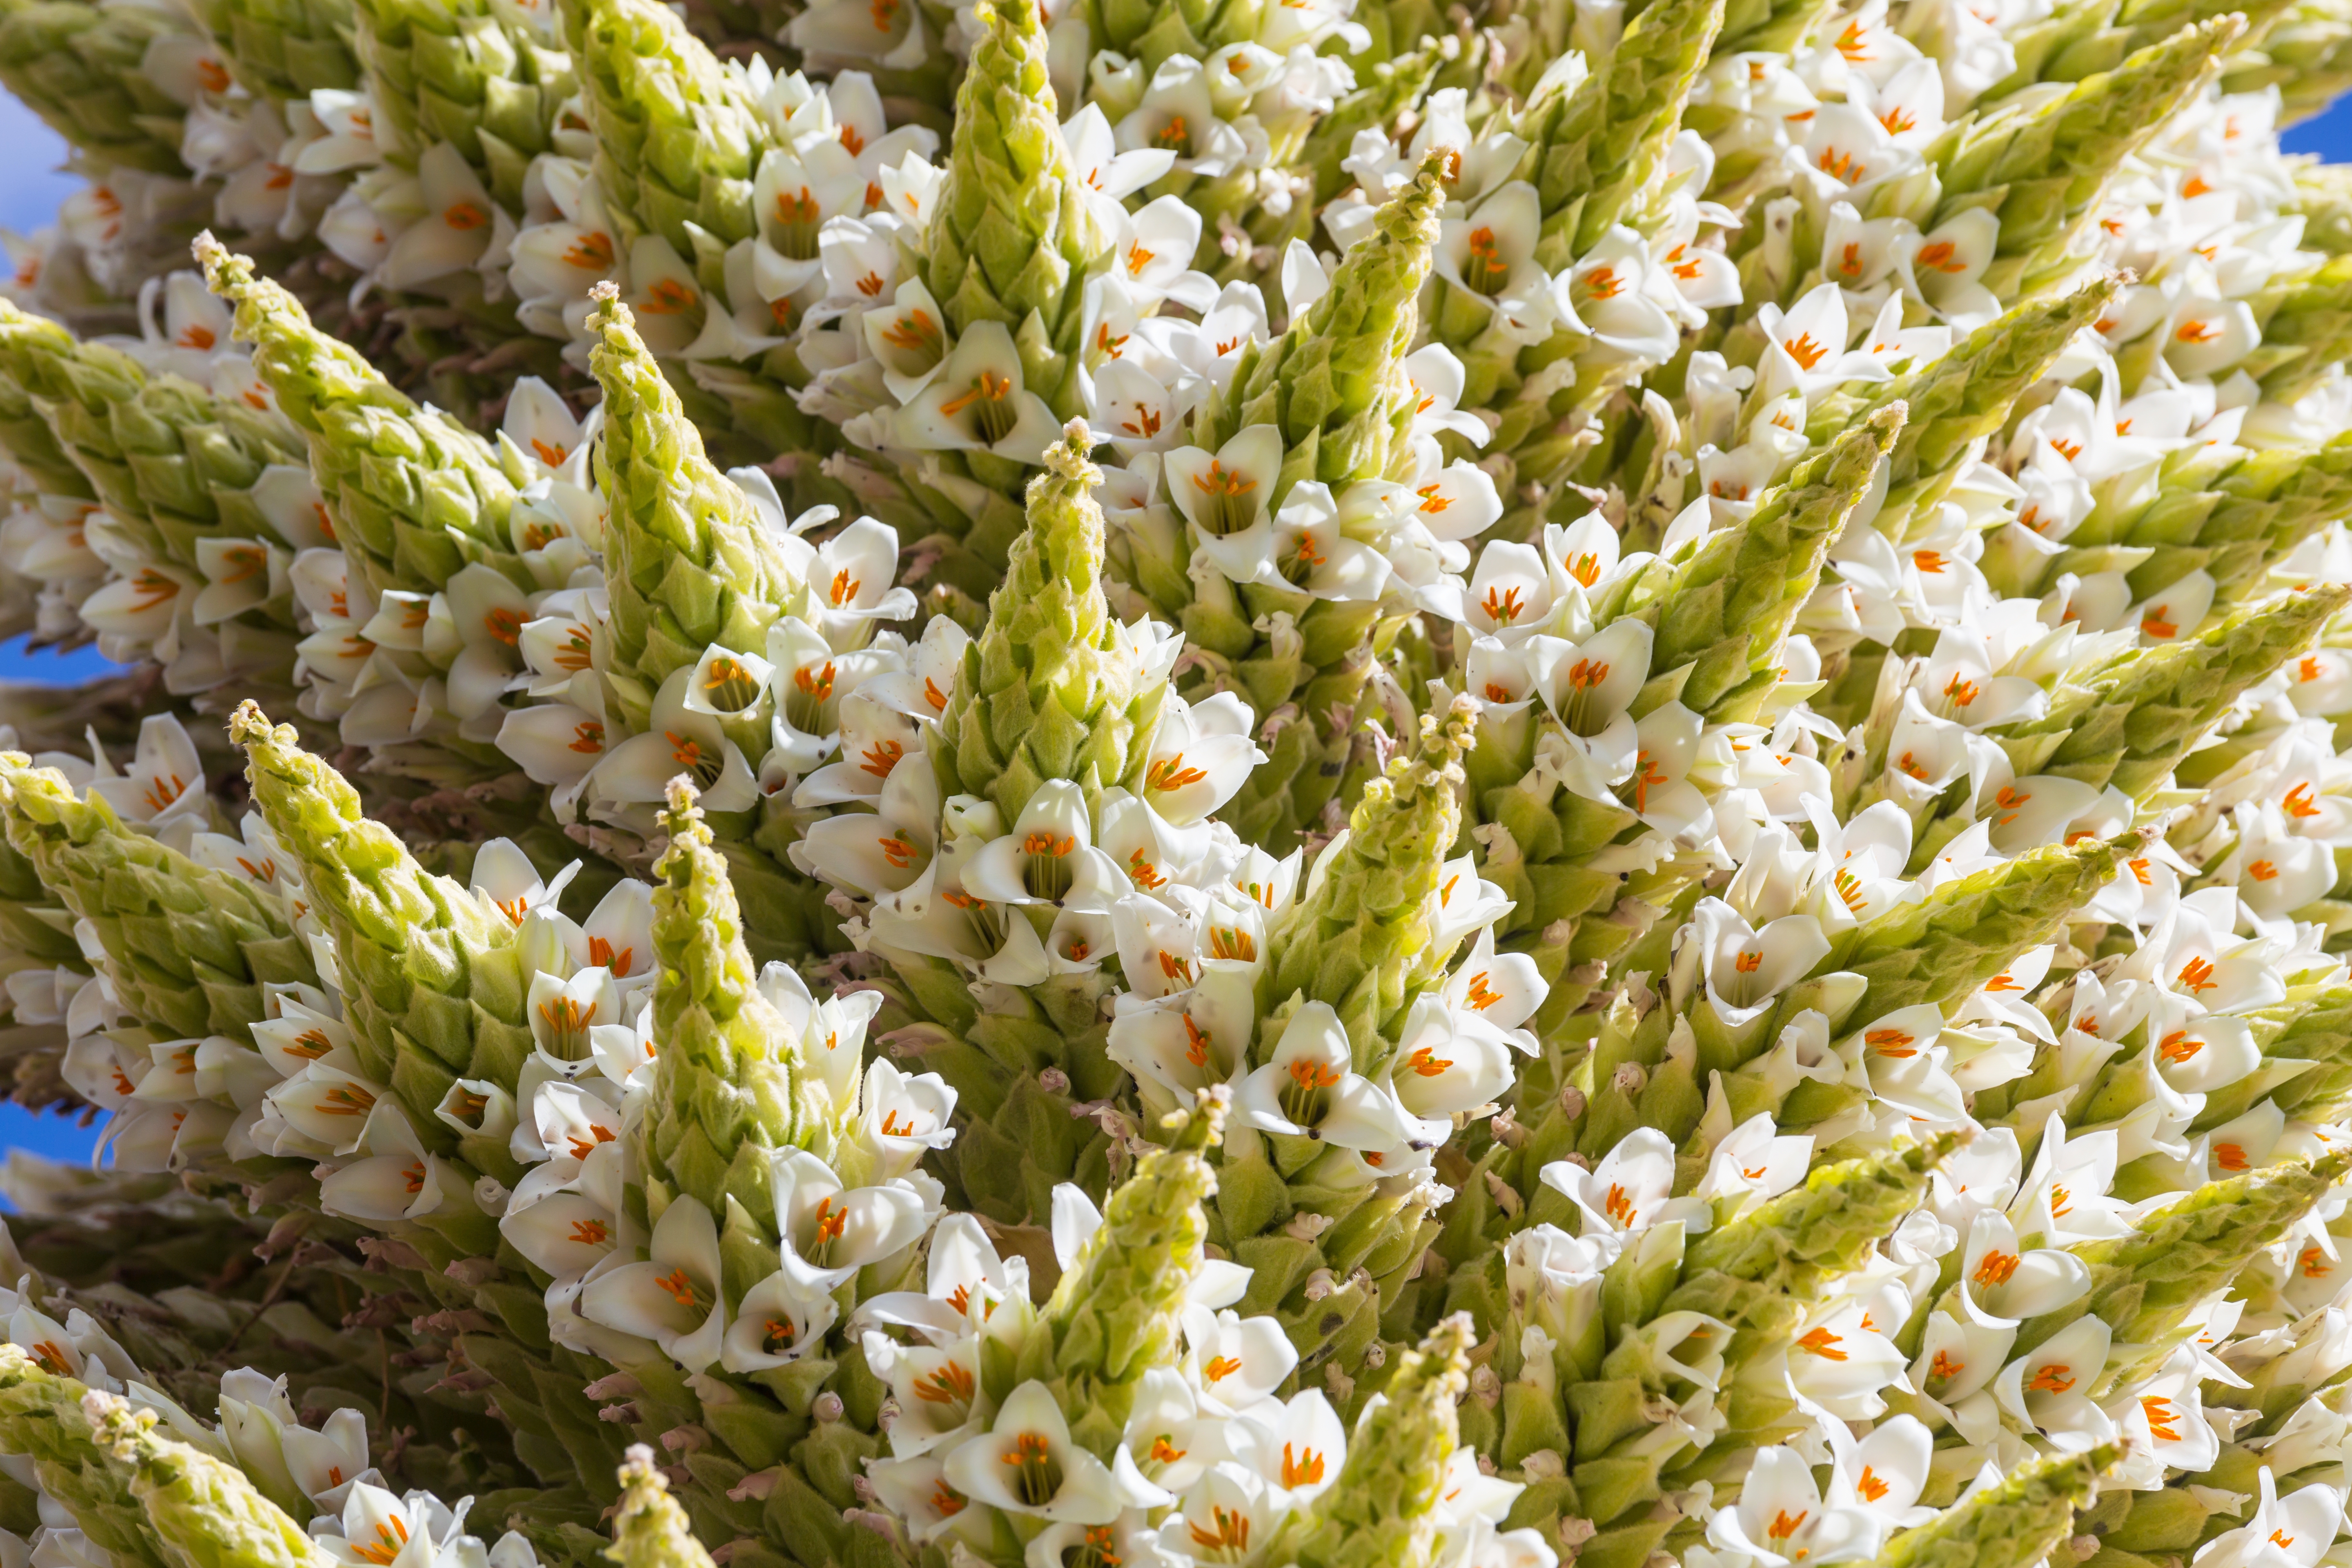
[[578, 1194, 729, 1372], [941, 1381, 1145, 1523]]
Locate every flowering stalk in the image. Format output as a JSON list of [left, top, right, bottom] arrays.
[[1186, 158, 1443, 849], [1887, 18, 2237, 302], [188, 0, 361, 103], [82, 1391, 334, 1568], [608, 1446, 719, 1568], [1991, 586, 2350, 800], [0, 0, 194, 177], [1876, 1446, 2116, 1568], [0, 755, 315, 1043], [1258, 1315, 1474, 1568]]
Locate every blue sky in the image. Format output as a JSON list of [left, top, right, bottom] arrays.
[[0, 78, 2347, 1168]]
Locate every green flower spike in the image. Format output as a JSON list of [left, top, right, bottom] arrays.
[[2011, 1147, 2352, 1388], [1264, 695, 1474, 1047], [1515, 0, 1725, 265], [0, 1345, 170, 1568], [189, 0, 360, 103], [1712, 0, 1839, 56], [1210, 155, 1441, 495], [1668, 1132, 1960, 1344], [192, 234, 524, 604], [1804, 275, 2120, 542], [1988, 0, 2290, 99], [1989, 586, 2352, 801], [0, 754, 317, 1043], [2245, 253, 2352, 406], [228, 700, 534, 1167], [930, 417, 1156, 825], [2022, 435, 2352, 601], [0, 303, 102, 502], [353, 0, 574, 207], [2221, 0, 2352, 121], [607, 1445, 721, 1568], [1185, 158, 1444, 849], [1876, 1445, 2117, 1568], [2292, 157, 2352, 256], [82, 1389, 336, 1568], [903, 417, 1153, 1228], [642, 777, 828, 1224], [586, 290, 810, 726], [0, 0, 194, 176], [1621, 403, 1906, 723], [566, 0, 762, 260], [1015, 1089, 1223, 1452], [1891, 18, 2239, 303], [920, 0, 1108, 420], [1260, 1314, 1474, 1568], [1831, 831, 2136, 1022], [0, 298, 312, 687]]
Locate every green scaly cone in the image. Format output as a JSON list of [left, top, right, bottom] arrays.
[[228, 701, 530, 1187], [0, 755, 318, 1043], [1013, 1092, 1221, 1452], [225, 701, 634, 1504], [1713, 0, 1837, 55], [0, 1347, 172, 1568], [1669, 1133, 1960, 1345], [1806, 276, 2120, 541], [1835, 830, 2134, 1022], [1183, 160, 1444, 851], [585, 293, 835, 964], [2290, 160, 2352, 254], [642, 778, 828, 1224], [1891, 19, 2237, 302], [2024, 434, 2352, 600], [1877, 1446, 2117, 1568], [195, 235, 526, 782], [1261, 1315, 1474, 1568], [1539, 1135, 1962, 1527], [0, 305, 100, 502], [2219, 0, 2352, 121], [0, 298, 311, 690], [2246, 253, 2352, 405], [1448, 0, 1721, 407], [1521, 0, 1724, 263], [354, 0, 574, 210], [565, 0, 762, 253], [607, 1447, 722, 1568], [898, 419, 1154, 1227], [896, 0, 1114, 579], [82, 1390, 337, 1568], [1626, 403, 1906, 721], [1986, 586, 2351, 801], [1468, 407, 1905, 1048], [920, 0, 1107, 418], [1208, 704, 1472, 1392], [1264, 695, 1471, 1047], [565, 0, 829, 463], [2011, 1148, 2352, 1387], [189, 0, 360, 103], [1984, 0, 2289, 100], [929, 419, 1156, 824], [0, 0, 192, 176], [586, 294, 809, 722]]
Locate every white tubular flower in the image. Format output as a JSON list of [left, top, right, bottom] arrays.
[[1233, 1001, 1422, 1151], [577, 1193, 729, 1373], [1540, 1127, 1707, 1238], [897, 320, 1062, 463], [942, 1380, 1137, 1523], [863, 1329, 988, 1456], [1227, 1387, 1346, 1505], [1992, 1315, 2114, 1449], [721, 1270, 839, 1374], [964, 779, 1127, 909], [1703, 1445, 1875, 1567], [771, 1147, 934, 1293], [1143, 693, 1265, 825]]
